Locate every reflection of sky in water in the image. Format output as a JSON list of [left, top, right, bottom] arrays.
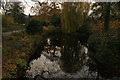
[[26, 46, 97, 78]]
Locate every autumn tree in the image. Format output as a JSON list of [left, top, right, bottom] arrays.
[[90, 2, 119, 31], [31, 2, 61, 22]]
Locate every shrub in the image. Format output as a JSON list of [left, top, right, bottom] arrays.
[[2, 15, 15, 27], [46, 26, 62, 35], [12, 41, 26, 49], [26, 19, 44, 34], [47, 26, 57, 33], [77, 20, 91, 35], [49, 14, 61, 27], [2, 15, 7, 27], [16, 59, 27, 69], [88, 29, 120, 62], [88, 29, 120, 78]]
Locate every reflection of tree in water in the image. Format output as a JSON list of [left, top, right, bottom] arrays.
[[88, 40, 120, 79], [60, 35, 86, 73]]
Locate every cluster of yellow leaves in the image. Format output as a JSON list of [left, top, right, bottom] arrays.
[[20, 36, 29, 41]]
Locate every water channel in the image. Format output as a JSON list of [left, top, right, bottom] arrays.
[[26, 34, 120, 80]]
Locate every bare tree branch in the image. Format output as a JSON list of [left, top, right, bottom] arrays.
[[23, 0, 32, 7]]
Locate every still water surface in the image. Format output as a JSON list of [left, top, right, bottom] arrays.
[[26, 37, 98, 79], [26, 35, 120, 79]]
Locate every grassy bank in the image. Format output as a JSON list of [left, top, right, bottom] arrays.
[[2, 25, 25, 32], [2, 31, 39, 78]]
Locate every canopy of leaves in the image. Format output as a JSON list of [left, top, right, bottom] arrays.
[[61, 2, 90, 33], [31, 2, 61, 22], [2, 2, 25, 24]]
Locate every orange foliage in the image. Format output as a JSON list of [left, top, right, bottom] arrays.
[[91, 20, 120, 32]]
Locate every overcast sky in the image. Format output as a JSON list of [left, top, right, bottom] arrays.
[[0, 0, 36, 15], [1, 0, 119, 15], [22, 0, 36, 15], [22, 0, 57, 15]]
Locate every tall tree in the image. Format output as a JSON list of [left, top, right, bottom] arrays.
[[104, 2, 110, 31], [2, 1, 25, 24], [31, 2, 61, 22], [61, 2, 90, 33], [90, 2, 119, 31], [11, 2, 24, 24]]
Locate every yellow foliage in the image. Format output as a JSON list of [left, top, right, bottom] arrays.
[[43, 26, 48, 31], [91, 20, 120, 32]]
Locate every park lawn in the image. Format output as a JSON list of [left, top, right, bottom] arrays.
[[2, 31, 39, 78]]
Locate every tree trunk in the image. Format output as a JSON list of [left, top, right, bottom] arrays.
[[104, 3, 110, 31]]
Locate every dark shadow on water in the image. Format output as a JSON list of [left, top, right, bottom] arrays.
[[60, 35, 86, 73], [26, 32, 120, 79]]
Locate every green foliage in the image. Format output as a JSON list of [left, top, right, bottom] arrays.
[[77, 21, 91, 34], [2, 15, 15, 27], [17, 13, 26, 24], [88, 29, 120, 65], [16, 59, 27, 69], [11, 2, 24, 24], [2, 25, 24, 32], [6, 73, 13, 78], [2, 2, 24, 24], [12, 31, 26, 36], [50, 14, 61, 27], [88, 29, 120, 78], [2, 15, 7, 27], [2, 31, 36, 78], [26, 19, 44, 34], [47, 26, 57, 33], [61, 2, 89, 33], [12, 41, 26, 48]]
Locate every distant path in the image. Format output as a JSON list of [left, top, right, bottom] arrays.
[[2, 29, 25, 36]]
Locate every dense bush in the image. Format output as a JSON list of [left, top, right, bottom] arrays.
[[2, 15, 15, 27], [88, 29, 120, 78], [78, 21, 91, 35], [49, 14, 61, 27], [26, 19, 45, 34], [17, 13, 26, 24], [88, 29, 120, 63], [47, 26, 57, 33]]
